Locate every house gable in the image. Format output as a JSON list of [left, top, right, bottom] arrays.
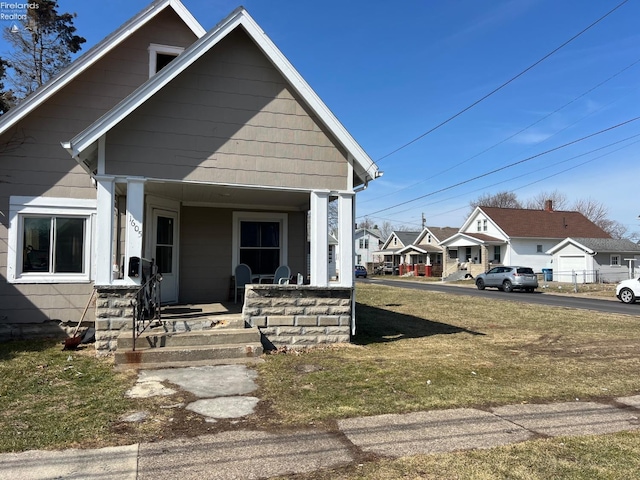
[[0, 0, 204, 139], [64, 8, 378, 189], [102, 28, 350, 190]]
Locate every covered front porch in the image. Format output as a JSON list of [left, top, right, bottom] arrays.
[[93, 178, 357, 355], [441, 233, 505, 279]]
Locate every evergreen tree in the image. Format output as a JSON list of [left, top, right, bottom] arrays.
[[2, 0, 85, 103]]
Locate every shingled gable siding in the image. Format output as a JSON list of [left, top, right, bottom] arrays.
[[243, 285, 352, 348], [104, 29, 348, 191]]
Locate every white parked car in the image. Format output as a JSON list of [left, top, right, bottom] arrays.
[[616, 277, 640, 304]]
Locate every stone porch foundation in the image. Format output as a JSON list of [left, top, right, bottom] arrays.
[[94, 285, 138, 355], [242, 284, 353, 349]]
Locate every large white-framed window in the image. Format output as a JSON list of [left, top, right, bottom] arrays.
[[8, 197, 96, 283], [231, 212, 288, 275], [148, 43, 184, 77], [610, 254, 620, 266]]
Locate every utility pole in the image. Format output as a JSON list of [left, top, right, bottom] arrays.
[[421, 213, 426, 229]]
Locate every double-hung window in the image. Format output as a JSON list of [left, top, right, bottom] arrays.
[[232, 212, 288, 275], [8, 197, 95, 283]]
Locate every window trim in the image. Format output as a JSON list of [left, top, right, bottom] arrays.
[[8, 196, 96, 283], [231, 211, 288, 275], [148, 43, 184, 77]]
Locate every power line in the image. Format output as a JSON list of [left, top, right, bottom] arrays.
[[361, 56, 640, 206], [375, 0, 630, 163], [362, 116, 640, 217]]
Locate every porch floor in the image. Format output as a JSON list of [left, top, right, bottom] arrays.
[[161, 302, 243, 322]]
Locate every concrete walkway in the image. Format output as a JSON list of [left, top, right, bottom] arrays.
[[2, 365, 640, 479]]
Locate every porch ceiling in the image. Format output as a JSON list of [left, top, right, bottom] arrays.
[[144, 181, 311, 211]]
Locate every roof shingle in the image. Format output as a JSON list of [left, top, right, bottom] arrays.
[[480, 206, 611, 239]]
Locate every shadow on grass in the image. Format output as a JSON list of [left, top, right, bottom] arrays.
[[353, 303, 484, 345], [0, 339, 59, 361]]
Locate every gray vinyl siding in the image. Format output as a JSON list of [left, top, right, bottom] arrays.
[[179, 206, 306, 304], [106, 29, 349, 190], [0, 9, 199, 324]]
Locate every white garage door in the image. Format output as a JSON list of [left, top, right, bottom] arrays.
[[557, 255, 587, 282]]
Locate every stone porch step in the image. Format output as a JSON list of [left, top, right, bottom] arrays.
[[114, 342, 264, 367], [117, 327, 260, 349]]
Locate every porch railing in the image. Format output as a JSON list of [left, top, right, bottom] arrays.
[[131, 259, 163, 351]]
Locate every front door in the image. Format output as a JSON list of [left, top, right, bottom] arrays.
[[152, 209, 178, 304]]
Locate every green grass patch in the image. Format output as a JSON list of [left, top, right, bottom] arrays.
[[0, 340, 157, 452]]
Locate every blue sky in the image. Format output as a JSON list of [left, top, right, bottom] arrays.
[[3, 0, 639, 233]]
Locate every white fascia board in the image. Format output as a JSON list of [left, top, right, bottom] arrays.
[[169, 0, 206, 37], [0, 0, 204, 138], [397, 245, 428, 254]]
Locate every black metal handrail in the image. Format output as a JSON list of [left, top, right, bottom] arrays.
[[132, 262, 163, 351]]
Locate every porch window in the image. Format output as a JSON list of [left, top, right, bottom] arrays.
[[611, 255, 620, 266], [448, 249, 457, 259], [493, 245, 501, 263], [232, 212, 288, 276], [240, 221, 280, 274], [8, 197, 95, 283]]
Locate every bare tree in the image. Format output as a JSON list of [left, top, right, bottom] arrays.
[[523, 190, 568, 210], [0, 57, 15, 114], [469, 191, 521, 215]]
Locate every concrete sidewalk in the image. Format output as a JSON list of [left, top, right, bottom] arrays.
[[2, 365, 639, 479]]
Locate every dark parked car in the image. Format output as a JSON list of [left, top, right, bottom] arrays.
[[355, 265, 368, 278], [475, 266, 538, 292]]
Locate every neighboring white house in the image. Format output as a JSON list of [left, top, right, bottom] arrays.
[[546, 237, 640, 283], [440, 201, 611, 278], [355, 228, 383, 267]]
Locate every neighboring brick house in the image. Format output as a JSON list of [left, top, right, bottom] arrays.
[[440, 201, 610, 278]]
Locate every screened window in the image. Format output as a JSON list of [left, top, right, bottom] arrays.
[[239, 221, 280, 274], [537, 244, 543, 253]]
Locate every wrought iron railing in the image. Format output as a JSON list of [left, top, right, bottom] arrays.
[[132, 260, 163, 351]]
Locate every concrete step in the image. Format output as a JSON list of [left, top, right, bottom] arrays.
[[160, 315, 246, 331], [114, 342, 263, 366], [117, 327, 260, 349]]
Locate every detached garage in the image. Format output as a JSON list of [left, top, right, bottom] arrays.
[[547, 238, 640, 284]]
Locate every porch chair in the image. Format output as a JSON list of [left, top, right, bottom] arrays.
[[235, 263, 252, 303], [273, 265, 291, 285]]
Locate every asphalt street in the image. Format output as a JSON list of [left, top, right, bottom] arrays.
[[360, 277, 640, 317]]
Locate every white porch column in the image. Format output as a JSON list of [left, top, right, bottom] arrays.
[[95, 175, 115, 286], [125, 177, 145, 284], [310, 190, 329, 286], [337, 192, 355, 287]]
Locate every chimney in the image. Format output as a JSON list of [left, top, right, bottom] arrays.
[[544, 200, 553, 212]]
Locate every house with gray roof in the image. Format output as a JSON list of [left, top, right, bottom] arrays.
[[546, 237, 640, 283]]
